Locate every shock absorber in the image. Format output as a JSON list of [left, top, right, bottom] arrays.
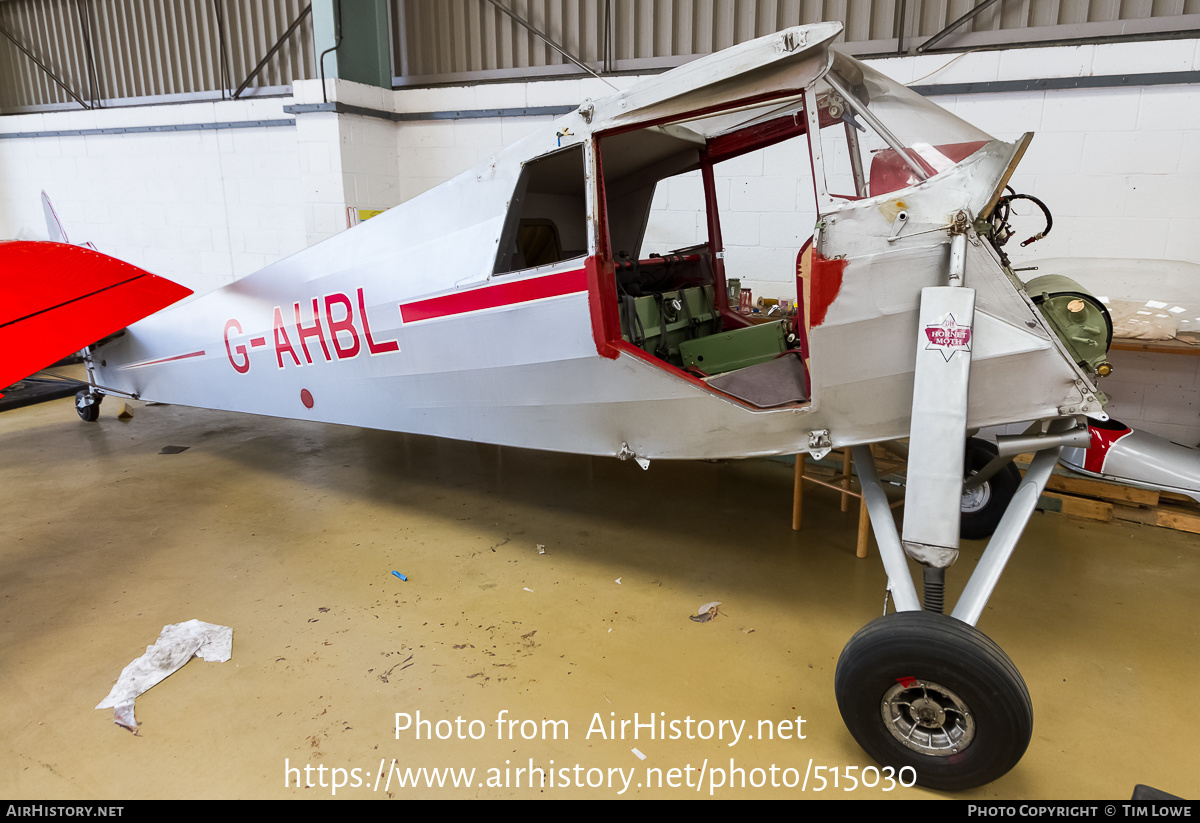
[[923, 565, 945, 613]]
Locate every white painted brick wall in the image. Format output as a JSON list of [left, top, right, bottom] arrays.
[[0, 97, 307, 291], [2, 43, 1197, 294], [1096, 350, 1200, 444]]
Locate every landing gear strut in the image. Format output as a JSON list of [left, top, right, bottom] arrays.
[[843, 436, 1068, 790]]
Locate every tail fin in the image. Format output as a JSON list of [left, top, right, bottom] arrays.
[[41, 191, 67, 244], [0, 241, 193, 392], [41, 191, 96, 249]]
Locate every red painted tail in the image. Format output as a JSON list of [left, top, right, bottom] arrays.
[[0, 241, 193, 391]]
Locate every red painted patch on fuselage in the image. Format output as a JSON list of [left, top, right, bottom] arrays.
[[809, 254, 846, 328], [585, 257, 620, 360], [1083, 422, 1133, 474]]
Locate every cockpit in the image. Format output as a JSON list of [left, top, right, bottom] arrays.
[[491, 47, 1018, 409]]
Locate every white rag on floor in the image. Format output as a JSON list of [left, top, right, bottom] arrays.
[[96, 619, 233, 731]]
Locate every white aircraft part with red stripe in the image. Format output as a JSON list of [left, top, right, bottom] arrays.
[[1061, 419, 1200, 503], [94, 249, 818, 460], [88, 58, 1090, 462]]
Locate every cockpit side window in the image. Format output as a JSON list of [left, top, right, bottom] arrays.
[[493, 144, 587, 275]]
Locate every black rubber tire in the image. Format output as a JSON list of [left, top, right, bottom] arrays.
[[960, 438, 1020, 540], [75, 389, 100, 422], [834, 611, 1033, 792]]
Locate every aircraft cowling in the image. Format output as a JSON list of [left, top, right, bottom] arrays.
[[1060, 419, 1200, 503], [1024, 274, 1114, 379]]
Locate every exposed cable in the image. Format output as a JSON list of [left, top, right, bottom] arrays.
[[907, 48, 980, 86]]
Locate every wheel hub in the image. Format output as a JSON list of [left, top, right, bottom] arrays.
[[881, 678, 975, 756], [961, 476, 991, 513], [911, 696, 945, 726]]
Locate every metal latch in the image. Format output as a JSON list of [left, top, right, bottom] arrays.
[[808, 430, 833, 460]]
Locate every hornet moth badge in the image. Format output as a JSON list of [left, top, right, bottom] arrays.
[[924, 314, 972, 361]]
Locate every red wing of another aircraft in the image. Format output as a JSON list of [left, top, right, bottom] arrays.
[[0, 241, 193, 393]]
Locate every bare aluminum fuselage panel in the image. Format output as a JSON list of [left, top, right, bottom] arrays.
[[91, 23, 1096, 462]]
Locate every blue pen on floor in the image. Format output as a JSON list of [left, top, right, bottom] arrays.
[[392, 570, 407, 581]]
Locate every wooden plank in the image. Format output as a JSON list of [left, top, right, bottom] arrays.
[[1112, 504, 1158, 526], [1160, 490, 1199, 507], [1112, 502, 1200, 534], [1154, 507, 1200, 535], [792, 453, 803, 531], [1038, 491, 1113, 522], [1044, 473, 1160, 506], [856, 494, 870, 559]]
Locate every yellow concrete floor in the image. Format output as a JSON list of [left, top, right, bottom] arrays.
[[1, 393, 1197, 800]]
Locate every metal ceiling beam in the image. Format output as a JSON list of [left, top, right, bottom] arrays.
[[917, 0, 1004, 54], [233, 3, 312, 98], [0, 18, 91, 109], [483, 0, 615, 89]]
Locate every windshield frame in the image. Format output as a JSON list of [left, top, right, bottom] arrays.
[[805, 50, 1002, 211]]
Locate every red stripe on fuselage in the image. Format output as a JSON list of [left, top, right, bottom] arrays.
[[399, 268, 587, 324], [119, 350, 207, 370]]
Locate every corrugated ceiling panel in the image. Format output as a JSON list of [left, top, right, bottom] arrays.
[[0, 0, 315, 112], [391, 0, 1200, 84], [2, 0, 1196, 110]]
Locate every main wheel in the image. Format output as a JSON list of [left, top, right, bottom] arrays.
[[960, 438, 1020, 540], [834, 611, 1032, 791], [75, 389, 100, 422]]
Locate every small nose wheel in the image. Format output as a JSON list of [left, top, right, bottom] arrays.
[[75, 389, 101, 422], [834, 611, 1032, 791]]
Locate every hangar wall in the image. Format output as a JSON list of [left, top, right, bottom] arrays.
[[0, 97, 308, 293], [4, 37, 1198, 284], [1, 36, 1198, 441]]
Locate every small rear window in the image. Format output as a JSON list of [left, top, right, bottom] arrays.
[[494, 145, 587, 275]]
